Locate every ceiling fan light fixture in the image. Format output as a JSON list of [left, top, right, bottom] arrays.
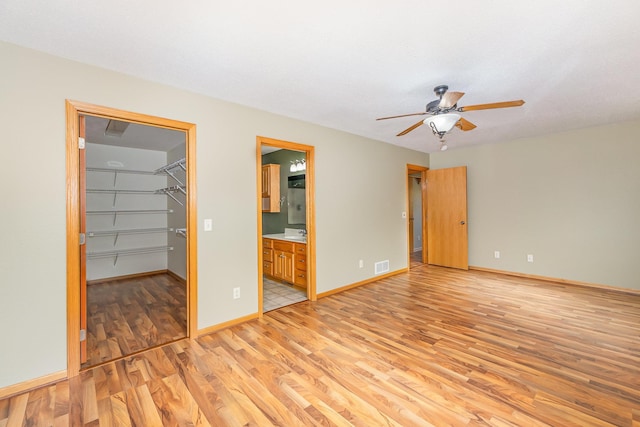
[[423, 113, 461, 136]]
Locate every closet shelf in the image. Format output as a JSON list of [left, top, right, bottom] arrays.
[[88, 227, 174, 245], [88, 227, 174, 237], [87, 158, 186, 185], [155, 158, 186, 186], [155, 158, 186, 174], [87, 209, 173, 226], [86, 167, 156, 175], [87, 245, 174, 266], [87, 209, 173, 214], [155, 185, 187, 206], [87, 189, 158, 194]]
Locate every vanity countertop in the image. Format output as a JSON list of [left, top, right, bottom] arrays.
[[263, 233, 307, 244]]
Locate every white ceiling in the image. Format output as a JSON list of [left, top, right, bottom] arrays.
[[2, 1, 639, 153]]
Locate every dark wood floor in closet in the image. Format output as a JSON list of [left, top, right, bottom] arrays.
[[83, 273, 187, 368]]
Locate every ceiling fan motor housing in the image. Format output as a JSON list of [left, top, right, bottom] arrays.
[[433, 85, 449, 97]]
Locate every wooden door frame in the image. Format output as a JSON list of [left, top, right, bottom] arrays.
[[65, 100, 198, 377], [256, 136, 316, 315], [407, 164, 428, 265]]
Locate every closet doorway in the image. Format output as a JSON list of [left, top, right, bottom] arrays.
[[66, 101, 197, 376]]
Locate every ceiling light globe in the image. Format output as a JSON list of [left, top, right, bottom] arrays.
[[424, 113, 461, 133]]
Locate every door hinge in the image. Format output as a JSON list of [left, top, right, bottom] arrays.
[[79, 233, 86, 245], [80, 329, 86, 342], [78, 137, 85, 149]]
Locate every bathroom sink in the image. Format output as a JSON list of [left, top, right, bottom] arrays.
[[284, 235, 306, 241]]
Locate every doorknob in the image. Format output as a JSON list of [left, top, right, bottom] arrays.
[[460, 220, 466, 225]]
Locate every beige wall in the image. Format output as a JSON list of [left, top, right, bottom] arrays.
[[0, 41, 428, 389], [430, 120, 640, 290]]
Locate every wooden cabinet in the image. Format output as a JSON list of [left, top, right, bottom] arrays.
[[273, 240, 295, 283], [262, 238, 307, 289], [293, 243, 307, 288], [261, 164, 280, 212], [262, 239, 274, 276]]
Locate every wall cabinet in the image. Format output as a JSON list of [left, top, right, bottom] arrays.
[[261, 164, 280, 212], [263, 238, 306, 289]]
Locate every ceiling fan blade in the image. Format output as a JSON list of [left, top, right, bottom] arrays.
[[397, 119, 425, 136], [459, 100, 525, 112], [456, 117, 477, 131], [376, 112, 427, 121], [439, 91, 465, 108]]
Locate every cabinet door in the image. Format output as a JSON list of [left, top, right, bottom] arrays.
[[261, 166, 270, 198], [281, 251, 294, 283], [274, 250, 284, 279]]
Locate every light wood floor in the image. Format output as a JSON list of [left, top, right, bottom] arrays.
[[83, 273, 187, 368], [410, 250, 424, 269], [2, 265, 639, 426]]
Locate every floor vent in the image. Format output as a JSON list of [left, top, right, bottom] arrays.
[[374, 260, 390, 275]]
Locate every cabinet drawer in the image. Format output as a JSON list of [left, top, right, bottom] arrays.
[[295, 256, 307, 271], [294, 243, 306, 255], [263, 238, 273, 249], [263, 248, 273, 262], [294, 270, 307, 287], [273, 240, 294, 253], [263, 261, 273, 276]]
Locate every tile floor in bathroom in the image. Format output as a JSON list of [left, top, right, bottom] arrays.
[[263, 277, 307, 312]]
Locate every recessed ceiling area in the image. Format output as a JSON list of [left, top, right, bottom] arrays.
[[2, 1, 639, 153]]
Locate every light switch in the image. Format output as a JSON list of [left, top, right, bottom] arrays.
[[402, 212, 407, 219], [204, 219, 212, 231]]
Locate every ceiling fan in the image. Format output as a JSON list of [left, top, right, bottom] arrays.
[[376, 85, 524, 150]]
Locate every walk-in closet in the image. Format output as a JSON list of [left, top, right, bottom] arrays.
[[82, 116, 187, 368]]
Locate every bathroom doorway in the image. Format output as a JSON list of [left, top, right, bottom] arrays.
[[257, 136, 316, 314]]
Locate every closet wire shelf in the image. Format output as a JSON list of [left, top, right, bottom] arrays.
[[86, 157, 187, 266], [87, 246, 174, 266]]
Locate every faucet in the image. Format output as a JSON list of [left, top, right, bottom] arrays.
[[299, 229, 307, 236]]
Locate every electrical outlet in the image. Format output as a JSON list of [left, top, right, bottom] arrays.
[[494, 251, 500, 259], [233, 287, 240, 299], [359, 259, 364, 268], [527, 254, 534, 263]]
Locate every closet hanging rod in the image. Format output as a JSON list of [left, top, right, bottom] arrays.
[[87, 227, 174, 237]]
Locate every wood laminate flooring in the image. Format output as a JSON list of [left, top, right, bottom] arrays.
[[2, 265, 639, 426], [83, 273, 187, 368], [411, 250, 424, 269]]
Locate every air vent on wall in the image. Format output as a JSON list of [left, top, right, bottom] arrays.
[[374, 260, 389, 275]]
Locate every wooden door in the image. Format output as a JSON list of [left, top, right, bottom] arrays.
[[427, 166, 468, 269], [79, 115, 87, 363]]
